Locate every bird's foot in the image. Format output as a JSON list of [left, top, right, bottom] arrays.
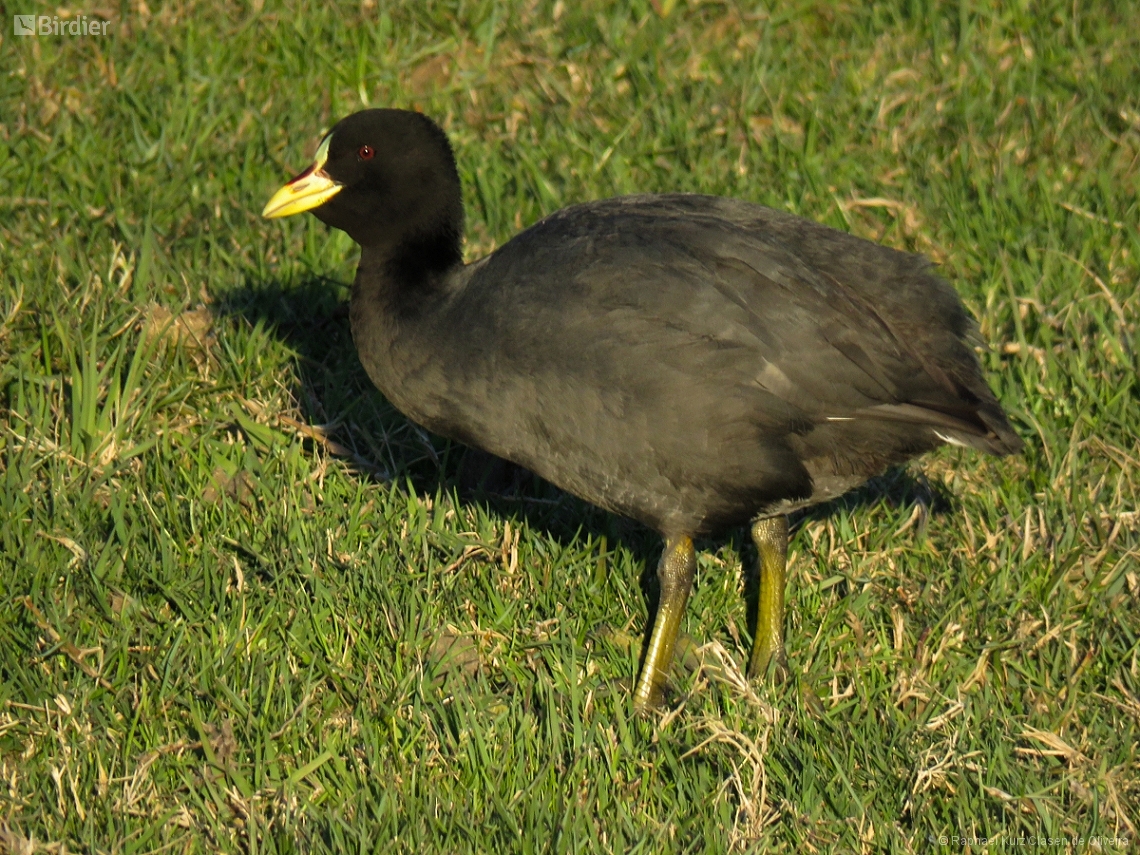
[[594, 624, 699, 712], [747, 643, 789, 684]]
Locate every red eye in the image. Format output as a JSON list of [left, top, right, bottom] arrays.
[[358, 145, 375, 160]]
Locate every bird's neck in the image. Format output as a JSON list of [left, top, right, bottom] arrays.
[[348, 229, 467, 413], [354, 221, 463, 304]]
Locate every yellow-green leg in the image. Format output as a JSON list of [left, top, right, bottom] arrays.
[[633, 535, 696, 710], [747, 515, 789, 681]]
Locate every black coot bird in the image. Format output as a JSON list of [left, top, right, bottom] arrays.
[[264, 109, 1022, 709]]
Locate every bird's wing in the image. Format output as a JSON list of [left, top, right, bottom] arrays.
[[519, 194, 1019, 452]]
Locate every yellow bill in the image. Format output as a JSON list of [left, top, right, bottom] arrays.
[[262, 134, 342, 219]]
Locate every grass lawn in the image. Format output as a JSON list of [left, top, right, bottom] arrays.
[[2, 0, 1138, 851]]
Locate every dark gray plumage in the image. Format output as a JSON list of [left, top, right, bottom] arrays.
[[351, 191, 1019, 533]]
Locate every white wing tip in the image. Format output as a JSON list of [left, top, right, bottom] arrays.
[[933, 430, 969, 447]]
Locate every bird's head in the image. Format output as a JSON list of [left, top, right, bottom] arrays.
[[263, 108, 463, 257]]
